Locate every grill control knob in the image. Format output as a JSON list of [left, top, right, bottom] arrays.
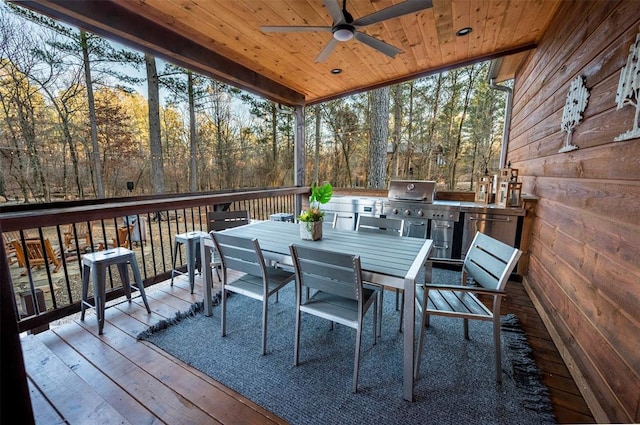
[[404, 209, 411, 216], [392, 208, 398, 215], [417, 209, 424, 217]]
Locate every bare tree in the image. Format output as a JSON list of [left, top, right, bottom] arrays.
[[390, 84, 402, 179], [80, 30, 103, 198], [0, 14, 40, 201], [146, 53, 165, 194], [368, 87, 389, 189], [322, 99, 361, 187]]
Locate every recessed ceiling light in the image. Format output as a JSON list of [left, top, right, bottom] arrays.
[[331, 68, 342, 74], [456, 27, 472, 37]]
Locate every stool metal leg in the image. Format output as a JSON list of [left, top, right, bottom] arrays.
[[80, 263, 90, 320], [186, 239, 196, 293], [94, 264, 106, 335], [171, 240, 179, 285], [129, 256, 151, 313], [118, 262, 132, 301]]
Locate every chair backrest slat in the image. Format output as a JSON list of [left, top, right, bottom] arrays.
[[212, 233, 265, 277], [207, 210, 249, 232], [463, 232, 522, 291], [290, 244, 361, 300], [322, 212, 338, 229], [356, 216, 404, 236]]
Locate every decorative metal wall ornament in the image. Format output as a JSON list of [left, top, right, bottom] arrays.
[[560, 76, 590, 153], [614, 26, 640, 141]]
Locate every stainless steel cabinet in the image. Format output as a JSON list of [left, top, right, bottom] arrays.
[[323, 196, 383, 231], [461, 212, 520, 258]]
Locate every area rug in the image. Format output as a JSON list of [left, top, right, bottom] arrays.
[[139, 269, 555, 425]]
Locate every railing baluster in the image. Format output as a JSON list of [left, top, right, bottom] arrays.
[[1, 187, 309, 332]]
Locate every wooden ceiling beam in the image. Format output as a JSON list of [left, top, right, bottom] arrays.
[[18, 0, 306, 106]]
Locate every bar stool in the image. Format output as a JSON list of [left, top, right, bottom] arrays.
[[81, 247, 151, 335], [171, 231, 209, 293]]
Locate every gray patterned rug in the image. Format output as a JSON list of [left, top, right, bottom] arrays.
[[139, 268, 555, 425]]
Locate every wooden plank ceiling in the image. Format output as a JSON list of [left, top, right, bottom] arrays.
[[20, 0, 561, 106]]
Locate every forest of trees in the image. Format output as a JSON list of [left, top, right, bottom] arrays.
[[0, 2, 509, 203]]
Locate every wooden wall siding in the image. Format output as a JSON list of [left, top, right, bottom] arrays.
[[507, 0, 640, 422]]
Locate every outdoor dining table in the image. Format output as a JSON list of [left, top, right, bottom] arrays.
[[200, 220, 433, 401]]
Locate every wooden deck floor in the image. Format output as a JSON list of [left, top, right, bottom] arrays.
[[22, 271, 595, 424]]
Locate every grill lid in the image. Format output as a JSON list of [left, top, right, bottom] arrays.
[[388, 180, 436, 203]]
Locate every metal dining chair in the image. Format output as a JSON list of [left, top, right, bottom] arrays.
[[414, 231, 523, 382], [206, 210, 250, 281], [321, 211, 338, 229], [355, 215, 404, 335], [212, 232, 295, 355], [289, 244, 378, 393]]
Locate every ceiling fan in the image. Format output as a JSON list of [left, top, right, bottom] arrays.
[[261, 0, 433, 63]]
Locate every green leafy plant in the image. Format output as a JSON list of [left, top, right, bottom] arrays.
[[298, 182, 333, 222]]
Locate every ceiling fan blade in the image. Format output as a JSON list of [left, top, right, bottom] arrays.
[[315, 38, 339, 63], [352, 0, 433, 27], [261, 26, 332, 33], [323, 0, 345, 25], [354, 32, 402, 58]]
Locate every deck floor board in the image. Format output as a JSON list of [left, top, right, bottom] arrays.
[[23, 272, 594, 424]]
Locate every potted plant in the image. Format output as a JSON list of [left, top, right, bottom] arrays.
[[298, 182, 333, 240]]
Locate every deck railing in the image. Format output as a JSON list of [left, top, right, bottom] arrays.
[[0, 186, 308, 333]]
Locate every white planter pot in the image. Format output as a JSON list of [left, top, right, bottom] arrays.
[[299, 221, 323, 241]]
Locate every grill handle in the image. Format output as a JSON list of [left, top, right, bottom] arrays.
[[469, 216, 512, 223], [432, 223, 452, 229], [406, 220, 426, 227]]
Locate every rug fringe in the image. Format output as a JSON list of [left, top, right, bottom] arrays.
[[501, 313, 556, 422], [137, 291, 221, 340]]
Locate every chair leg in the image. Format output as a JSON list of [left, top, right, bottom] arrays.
[[221, 288, 227, 337], [294, 307, 301, 366], [261, 297, 268, 355], [493, 316, 502, 383], [353, 321, 363, 393], [376, 289, 382, 338], [399, 290, 404, 333], [372, 296, 378, 346], [464, 318, 469, 339], [414, 292, 429, 380]]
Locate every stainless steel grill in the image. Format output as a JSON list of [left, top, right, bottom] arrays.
[[383, 180, 461, 259], [387, 180, 435, 203]]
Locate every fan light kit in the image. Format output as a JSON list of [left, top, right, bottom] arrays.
[[261, 0, 433, 63], [333, 25, 354, 41]]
